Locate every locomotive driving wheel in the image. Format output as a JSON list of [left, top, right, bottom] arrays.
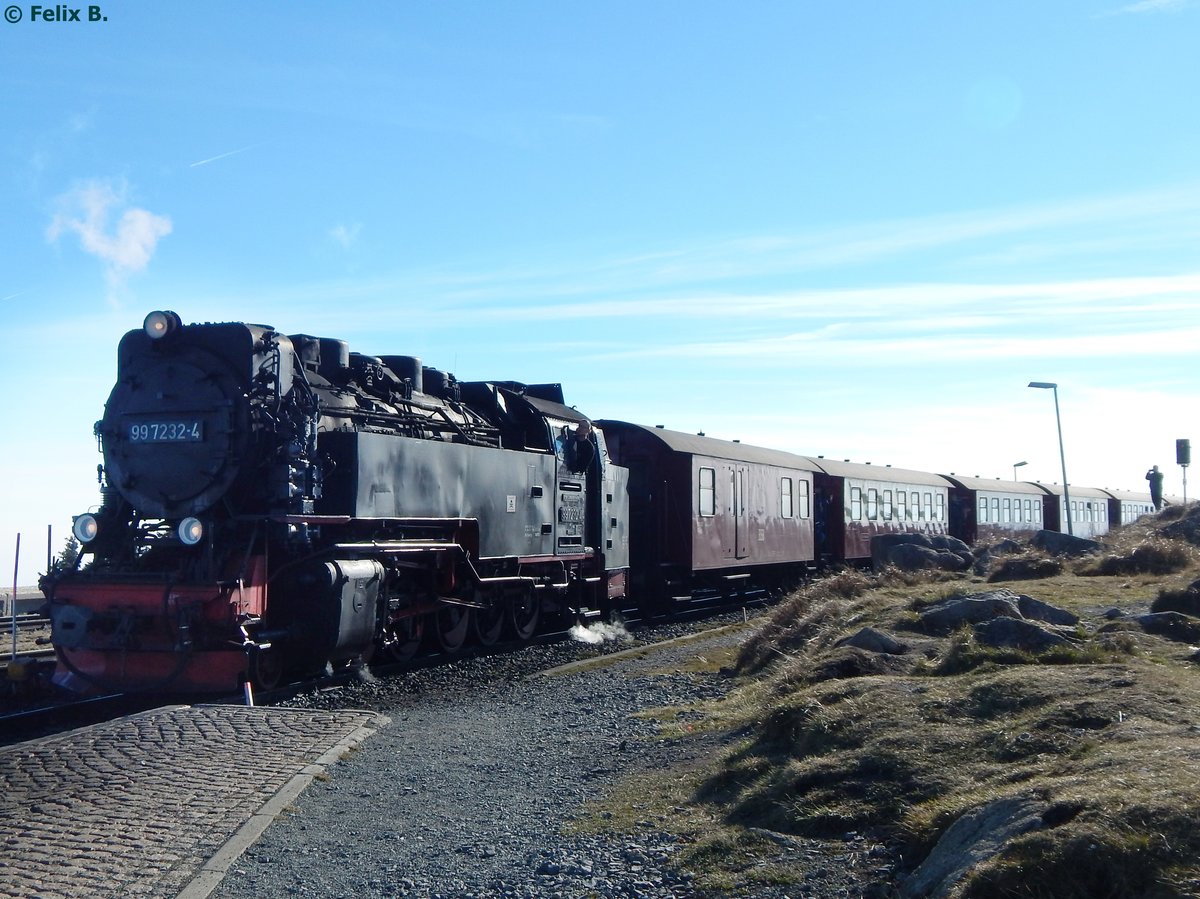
[[509, 588, 540, 641], [435, 604, 472, 653], [249, 646, 283, 691], [473, 598, 505, 647]]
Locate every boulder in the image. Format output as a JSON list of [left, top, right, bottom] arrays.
[[835, 626, 907, 655], [930, 534, 975, 568], [886, 542, 943, 571], [872, 534, 972, 572], [986, 555, 1062, 582], [1015, 594, 1078, 626], [1133, 611, 1200, 644], [872, 533, 934, 571], [1030, 529, 1102, 557], [809, 646, 912, 681], [974, 617, 1074, 652], [919, 591, 1024, 635], [1150, 579, 1200, 617], [899, 798, 1047, 899], [931, 534, 972, 555], [971, 538, 1027, 576]]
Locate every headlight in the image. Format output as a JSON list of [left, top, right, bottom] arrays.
[[73, 513, 99, 544], [178, 517, 204, 546], [143, 310, 182, 340]]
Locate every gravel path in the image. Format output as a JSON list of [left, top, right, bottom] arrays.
[[210, 616, 896, 898]]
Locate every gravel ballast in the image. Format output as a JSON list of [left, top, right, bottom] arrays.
[[209, 615, 895, 898]]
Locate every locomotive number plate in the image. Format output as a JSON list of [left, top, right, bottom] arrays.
[[128, 420, 204, 443]]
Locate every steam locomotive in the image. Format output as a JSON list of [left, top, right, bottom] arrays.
[[45, 311, 628, 693], [44, 311, 1157, 695]]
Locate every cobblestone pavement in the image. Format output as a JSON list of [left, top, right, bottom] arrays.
[[0, 705, 386, 899]]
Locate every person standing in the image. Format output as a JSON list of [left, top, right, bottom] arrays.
[[1146, 465, 1165, 510]]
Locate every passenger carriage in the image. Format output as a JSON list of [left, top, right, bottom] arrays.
[[807, 458, 953, 565], [596, 422, 818, 606], [942, 475, 1049, 545], [1102, 488, 1157, 527], [1035, 483, 1113, 539]]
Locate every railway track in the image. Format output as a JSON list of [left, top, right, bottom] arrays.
[[1, 587, 774, 749], [0, 692, 168, 748]]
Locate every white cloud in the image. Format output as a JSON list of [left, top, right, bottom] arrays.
[[46, 180, 172, 286], [1099, 0, 1188, 15], [329, 222, 362, 249]]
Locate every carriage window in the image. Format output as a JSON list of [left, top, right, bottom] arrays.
[[851, 486, 863, 520], [882, 490, 893, 520], [1015, 499, 1023, 523], [867, 488, 879, 520], [798, 479, 811, 519], [978, 497, 988, 522], [898, 491, 908, 520], [925, 493, 934, 521], [1002, 498, 1011, 523], [936, 493, 945, 521], [991, 497, 1000, 521], [781, 477, 794, 519], [699, 467, 716, 517]]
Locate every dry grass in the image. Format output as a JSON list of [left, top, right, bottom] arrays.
[[572, 505, 1200, 897]]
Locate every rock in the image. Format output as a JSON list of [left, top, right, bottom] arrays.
[[987, 555, 1062, 582], [1015, 594, 1079, 626], [974, 617, 1074, 652], [836, 626, 907, 655], [889, 543, 945, 570], [1150, 579, 1200, 617], [871, 534, 972, 572], [930, 534, 972, 556], [930, 535, 975, 568], [918, 591, 1024, 635], [810, 646, 913, 682], [872, 534, 935, 571], [1133, 611, 1200, 644], [899, 797, 1047, 899], [1030, 529, 1103, 557], [972, 538, 1027, 574]]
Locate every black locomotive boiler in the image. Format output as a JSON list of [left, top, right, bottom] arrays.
[[45, 311, 629, 692]]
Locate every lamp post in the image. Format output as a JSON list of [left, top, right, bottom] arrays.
[[1012, 461, 1027, 481], [1028, 382, 1072, 536]]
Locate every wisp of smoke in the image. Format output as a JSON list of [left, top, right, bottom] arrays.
[[568, 618, 632, 645]]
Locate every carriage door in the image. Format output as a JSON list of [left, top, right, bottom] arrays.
[[734, 465, 749, 558]]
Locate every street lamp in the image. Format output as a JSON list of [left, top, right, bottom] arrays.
[[1028, 381, 1073, 536], [1013, 461, 1027, 481]]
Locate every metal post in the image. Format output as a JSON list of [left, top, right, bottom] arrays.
[[11, 533, 20, 660], [1029, 382, 1072, 536], [1013, 461, 1027, 481]]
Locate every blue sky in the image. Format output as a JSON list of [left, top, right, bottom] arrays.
[[3, 0, 1198, 586]]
